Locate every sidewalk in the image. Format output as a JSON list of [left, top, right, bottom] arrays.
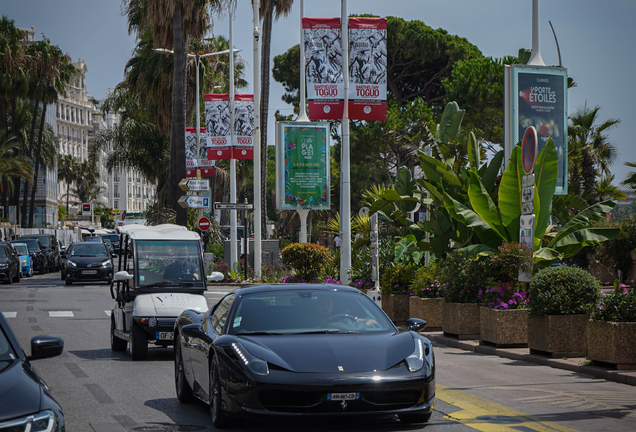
[[424, 331, 636, 387]]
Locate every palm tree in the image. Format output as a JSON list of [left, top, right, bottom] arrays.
[[0, 130, 33, 206], [568, 104, 620, 204], [259, 0, 294, 236], [58, 154, 79, 212], [70, 160, 103, 206], [0, 16, 28, 140]]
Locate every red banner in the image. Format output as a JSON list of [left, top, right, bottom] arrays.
[[303, 17, 344, 120], [232, 94, 254, 160], [185, 127, 215, 177], [205, 94, 232, 160]]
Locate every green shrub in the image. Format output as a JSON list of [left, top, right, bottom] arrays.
[[528, 266, 601, 317], [380, 264, 416, 296], [489, 242, 532, 283], [280, 242, 331, 281], [206, 243, 224, 260], [590, 288, 636, 322], [409, 265, 445, 298], [349, 236, 397, 291], [593, 217, 636, 278], [438, 249, 493, 303]]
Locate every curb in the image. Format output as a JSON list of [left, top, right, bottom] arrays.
[[424, 331, 636, 387]]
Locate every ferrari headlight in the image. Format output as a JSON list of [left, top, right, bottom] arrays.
[[405, 338, 424, 372], [0, 409, 57, 431], [231, 342, 269, 376]]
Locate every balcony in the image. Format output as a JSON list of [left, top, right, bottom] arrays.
[[114, 177, 120, 182], [114, 192, 120, 198]]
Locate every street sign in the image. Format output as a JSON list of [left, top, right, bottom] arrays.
[[179, 195, 210, 209], [108, 216, 115, 220], [179, 178, 210, 192], [112, 209, 120, 214], [121, 210, 127, 220], [522, 173, 535, 187], [214, 202, 254, 210], [82, 203, 91, 215], [198, 217, 211, 231], [522, 186, 535, 203], [522, 126, 538, 175], [519, 214, 535, 282], [522, 202, 534, 215]]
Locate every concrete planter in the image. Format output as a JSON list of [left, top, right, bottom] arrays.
[[587, 320, 636, 369], [409, 297, 444, 330], [527, 314, 589, 358], [480, 307, 528, 347], [381, 294, 410, 325], [442, 302, 480, 339]]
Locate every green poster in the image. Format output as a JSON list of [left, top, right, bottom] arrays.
[[277, 122, 330, 210]]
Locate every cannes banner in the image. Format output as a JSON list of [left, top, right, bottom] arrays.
[[232, 94, 254, 160], [204, 94, 232, 160], [185, 127, 215, 177]]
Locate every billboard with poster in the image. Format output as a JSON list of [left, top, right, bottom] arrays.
[[205, 94, 232, 160], [506, 65, 568, 195]]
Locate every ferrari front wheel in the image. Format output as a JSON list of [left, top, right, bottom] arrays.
[[175, 339, 195, 403], [209, 365, 232, 428]]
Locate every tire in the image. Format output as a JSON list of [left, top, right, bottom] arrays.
[[41, 265, 47, 275], [13, 269, 20, 283], [130, 323, 148, 361], [209, 363, 233, 428], [398, 412, 432, 424], [4, 275, 11, 284], [65, 279, 72, 286], [175, 339, 195, 403], [110, 315, 127, 352]]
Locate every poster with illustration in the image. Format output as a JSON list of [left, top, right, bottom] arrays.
[[512, 65, 568, 194], [276, 122, 330, 211], [185, 127, 215, 178], [204, 94, 231, 160], [233, 94, 254, 160], [303, 17, 344, 120], [348, 17, 387, 121]]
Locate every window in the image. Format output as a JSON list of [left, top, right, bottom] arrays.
[[212, 294, 235, 334]]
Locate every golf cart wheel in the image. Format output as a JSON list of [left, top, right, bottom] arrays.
[[130, 323, 148, 361], [110, 315, 127, 352]]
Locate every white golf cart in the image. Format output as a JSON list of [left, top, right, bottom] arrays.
[[109, 223, 223, 360]]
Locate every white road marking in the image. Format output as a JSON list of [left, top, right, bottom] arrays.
[[3, 312, 17, 318], [105, 310, 111, 316], [49, 311, 74, 318]]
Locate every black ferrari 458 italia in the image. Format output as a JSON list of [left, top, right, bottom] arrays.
[[173, 284, 435, 428]]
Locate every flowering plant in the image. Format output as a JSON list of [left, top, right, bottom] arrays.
[[411, 279, 446, 298], [590, 286, 636, 322], [478, 282, 528, 310], [438, 250, 492, 303]]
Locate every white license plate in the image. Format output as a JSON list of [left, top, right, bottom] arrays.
[[327, 392, 359, 401], [156, 331, 174, 340], [82, 270, 97, 275]]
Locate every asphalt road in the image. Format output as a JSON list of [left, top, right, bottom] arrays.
[[2, 272, 636, 432]]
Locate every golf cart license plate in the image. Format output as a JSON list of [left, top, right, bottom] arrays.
[[157, 332, 173, 340], [327, 392, 359, 401], [82, 270, 97, 275]]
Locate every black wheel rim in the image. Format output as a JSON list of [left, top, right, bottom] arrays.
[[175, 345, 184, 391]]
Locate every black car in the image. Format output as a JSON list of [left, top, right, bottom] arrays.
[[0, 311, 65, 430], [15, 239, 48, 275], [101, 233, 120, 254], [0, 242, 21, 284], [21, 234, 60, 272], [63, 242, 114, 285], [174, 284, 435, 428]]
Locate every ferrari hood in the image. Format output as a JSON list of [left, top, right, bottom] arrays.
[[239, 332, 415, 373], [0, 360, 41, 421]]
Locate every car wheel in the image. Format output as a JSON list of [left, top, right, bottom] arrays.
[[209, 364, 233, 429], [41, 265, 47, 275], [13, 269, 20, 283], [4, 274, 11, 284], [175, 339, 195, 403], [130, 323, 148, 361], [65, 279, 72, 286], [110, 315, 127, 352], [398, 412, 432, 424]]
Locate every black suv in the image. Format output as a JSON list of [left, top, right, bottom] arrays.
[[13, 238, 48, 275], [21, 234, 60, 272], [0, 242, 20, 283]]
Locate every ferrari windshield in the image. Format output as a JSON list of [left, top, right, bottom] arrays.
[[229, 290, 393, 335], [135, 240, 204, 287]]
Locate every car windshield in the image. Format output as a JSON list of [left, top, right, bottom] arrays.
[[102, 234, 119, 244], [21, 240, 41, 252], [69, 244, 108, 257], [26, 236, 50, 247], [135, 240, 204, 288], [14, 245, 28, 256], [0, 249, 6, 258], [84, 237, 102, 243], [228, 290, 393, 335]]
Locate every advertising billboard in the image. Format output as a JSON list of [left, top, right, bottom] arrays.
[[204, 94, 232, 160], [185, 128, 215, 178], [506, 65, 568, 195], [276, 122, 330, 211], [232, 94, 254, 160]]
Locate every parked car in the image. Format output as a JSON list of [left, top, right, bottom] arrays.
[[20, 234, 60, 272], [0, 242, 21, 284], [12, 242, 33, 277], [0, 311, 65, 430], [101, 233, 120, 253], [63, 242, 113, 286], [15, 239, 48, 275], [173, 284, 435, 428], [103, 238, 116, 257]]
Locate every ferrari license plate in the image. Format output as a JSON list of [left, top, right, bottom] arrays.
[[82, 270, 97, 275], [327, 392, 359, 401], [156, 331, 173, 340]]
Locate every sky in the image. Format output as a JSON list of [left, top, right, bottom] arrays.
[[4, 0, 636, 184]]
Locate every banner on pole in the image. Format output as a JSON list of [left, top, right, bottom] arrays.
[[232, 94, 254, 160], [303, 17, 344, 120], [348, 17, 387, 121], [185, 127, 215, 177], [204, 94, 232, 160]]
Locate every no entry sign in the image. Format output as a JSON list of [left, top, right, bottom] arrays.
[[522, 126, 538, 175], [198, 217, 211, 232]]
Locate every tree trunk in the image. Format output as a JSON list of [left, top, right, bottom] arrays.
[[0, 98, 6, 213], [29, 104, 47, 228], [171, 5, 189, 227], [260, 3, 274, 239], [21, 100, 39, 227]]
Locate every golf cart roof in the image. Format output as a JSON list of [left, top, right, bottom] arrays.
[[116, 223, 201, 241]]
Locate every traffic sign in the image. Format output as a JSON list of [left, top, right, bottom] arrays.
[[179, 178, 210, 192], [522, 186, 535, 203], [178, 195, 210, 209], [214, 202, 254, 210], [198, 217, 211, 231], [112, 209, 120, 214], [522, 126, 538, 175], [121, 210, 127, 220]]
